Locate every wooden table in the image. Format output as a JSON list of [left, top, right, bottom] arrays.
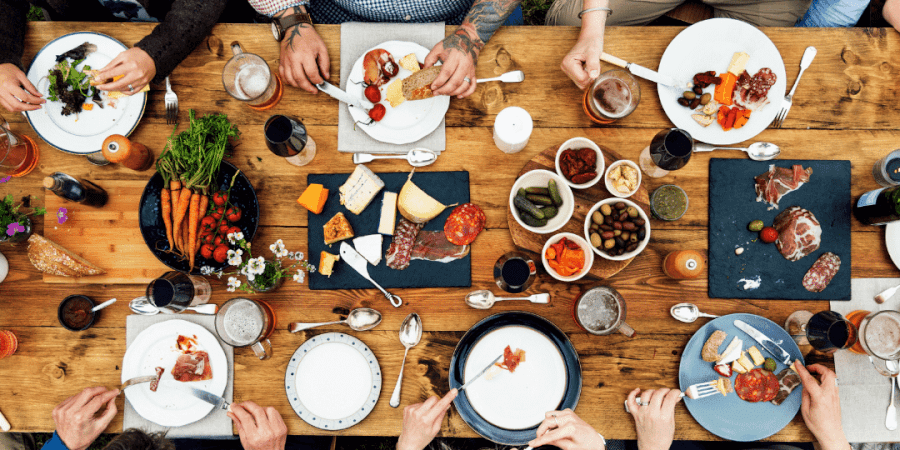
[[1, 22, 899, 442]]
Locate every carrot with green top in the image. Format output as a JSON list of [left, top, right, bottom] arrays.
[[187, 190, 201, 270]]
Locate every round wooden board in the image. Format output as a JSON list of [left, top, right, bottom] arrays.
[[507, 144, 651, 280]]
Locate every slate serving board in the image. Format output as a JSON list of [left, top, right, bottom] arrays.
[[708, 158, 851, 300], [308, 171, 471, 290]]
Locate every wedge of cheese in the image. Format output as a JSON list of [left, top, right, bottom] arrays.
[[297, 184, 328, 214], [319, 251, 339, 277], [716, 337, 743, 366], [378, 191, 398, 235], [747, 346, 765, 366], [385, 79, 405, 108], [727, 52, 750, 76], [353, 234, 383, 266], [732, 352, 754, 374], [399, 53, 421, 73], [398, 169, 451, 223], [323, 212, 354, 245], [339, 165, 384, 215]]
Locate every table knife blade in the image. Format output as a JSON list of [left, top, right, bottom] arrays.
[[734, 320, 792, 365], [459, 355, 503, 391], [600, 53, 681, 89], [184, 387, 231, 412]]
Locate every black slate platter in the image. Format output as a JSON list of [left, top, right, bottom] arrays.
[[708, 158, 851, 300], [307, 171, 471, 290]]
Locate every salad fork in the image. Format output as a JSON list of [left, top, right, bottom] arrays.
[[164, 76, 178, 125], [773, 46, 817, 128]]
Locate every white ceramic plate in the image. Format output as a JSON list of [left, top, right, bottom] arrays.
[[657, 18, 786, 145], [121, 320, 228, 427], [886, 222, 900, 271], [463, 325, 567, 430], [346, 41, 450, 145], [25, 32, 147, 154], [285, 332, 381, 430]]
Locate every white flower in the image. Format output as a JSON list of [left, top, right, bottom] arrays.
[[270, 239, 284, 253], [227, 249, 243, 267], [233, 231, 244, 242], [293, 251, 304, 260], [227, 232, 237, 245], [240, 265, 256, 281], [200, 266, 214, 275], [247, 256, 266, 275], [293, 270, 305, 283], [227, 277, 241, 292]]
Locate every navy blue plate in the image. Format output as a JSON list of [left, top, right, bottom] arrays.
[[679, 313, 804, 441], [138, 160, 259, 275], [449, 312, 581, 445]]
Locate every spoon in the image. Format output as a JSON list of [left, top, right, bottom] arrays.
[[288, 308, 382, 333], [91, 298, 117, 312], [888, 360, 898, 431], [464, 290, 550, 310], [86, 151, 111, 166], [390, 313, 422, 408], [670, 303, 719, 323], [352, 148, 437, 167], [476, 70, 525, 83], [128, 297, 218, 315], [693, 142, 781, 161]]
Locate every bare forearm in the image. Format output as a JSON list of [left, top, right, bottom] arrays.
[[885, 0, 900, 31], [580, 0, 610, 39], [457, 0, 521, 51]]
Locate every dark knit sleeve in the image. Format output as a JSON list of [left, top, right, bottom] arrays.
[[0, 0, 31, 70], [135, 0, 228, 84]]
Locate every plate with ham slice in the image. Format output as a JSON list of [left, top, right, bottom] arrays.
[[121, 319, 227, 427]]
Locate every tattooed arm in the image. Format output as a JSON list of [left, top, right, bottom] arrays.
[[424, 0, 521, 98], [561, 0, 610, 89], [275, 5, 330, 93]]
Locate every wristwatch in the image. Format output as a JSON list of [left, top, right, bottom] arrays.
[[271, 13, 313, 41]]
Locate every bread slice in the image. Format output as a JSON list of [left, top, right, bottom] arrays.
[[27, 234, 105, 277], [701, 330, 727, 362], [402, 66, 441, 101]]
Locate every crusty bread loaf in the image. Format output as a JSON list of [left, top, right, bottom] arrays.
[[701, 330, 727, 362], [27, 234, 105, 277], [402, 66, 441, 101]]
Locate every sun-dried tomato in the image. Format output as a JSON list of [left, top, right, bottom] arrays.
[[571, 172, 597, 184]]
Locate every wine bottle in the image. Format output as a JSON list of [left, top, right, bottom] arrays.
[[43, 172, 108, 208], [854, 185, 900, 225]]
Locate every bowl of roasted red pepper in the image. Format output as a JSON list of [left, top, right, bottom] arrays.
[[541, 233, 593, 282], [555, 137, 604, 190]]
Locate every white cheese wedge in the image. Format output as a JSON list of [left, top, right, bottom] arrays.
[[747, 346, 765, 366], [353, 234, 383, 266], [716, 337, 743, 365], [339, 165, 385, 215], [727, 52, 750, 76], [378, 191, 398, 235]]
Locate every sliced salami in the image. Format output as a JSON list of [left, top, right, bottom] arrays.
[[735, 368, 779, 402], [386, 218, 424, 270], [802, 252, 841, 292], [444, 203, 486, 245]]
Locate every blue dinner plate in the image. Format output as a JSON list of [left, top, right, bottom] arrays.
[[449, 312, 581, 445], [679, 313, 804, 441]]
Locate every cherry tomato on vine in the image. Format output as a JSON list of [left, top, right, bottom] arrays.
[[200, 216, 217, 233], [212, 206, 225, 221], [368, 104, 386, 122], [225, 206, 242, 222], [212, 191, 229, 206], [364, 85, 381, 103], [200, 244, 215, 260], [212, 244, 230, 263]]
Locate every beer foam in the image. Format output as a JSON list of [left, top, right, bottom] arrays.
[[864, 312, 900, 359], [577, 291, 621, 332], [223, 300, 264, 345], [235, 65, 269, 100]]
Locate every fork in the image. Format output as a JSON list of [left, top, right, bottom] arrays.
[[772, 46, 817, 128], [625, 381, 721, 412], [164, 76, 178, 125]]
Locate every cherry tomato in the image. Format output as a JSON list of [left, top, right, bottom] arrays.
[[227, 226, 242, 236], [225, 206, 242, 222], [212, 191, 229, 206], [201, 233, 215, 245], [368, 104, 386, 122], [200, 244, 215, 260], [214, 235, 227, 246], [364, 85, 381, 103], [200, 216, 217, 233], [213, 244, 229, 263], [760, 226, 779, 244], [218, 224, 230, 236], [212, 205, 225, 221]]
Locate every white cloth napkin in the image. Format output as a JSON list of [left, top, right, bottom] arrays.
[[831, 278, 900, 443], [123, 315, 235, 439], [337, 22, 446, 154]]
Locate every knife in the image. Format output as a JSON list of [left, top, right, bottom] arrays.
[[183, 387, 231, 412], [734, 320, 792, 366], [600, 53, 681, 89], [339, 242, 402, 308], [458, 355, 503, 391], [316, 81, 373, 111]]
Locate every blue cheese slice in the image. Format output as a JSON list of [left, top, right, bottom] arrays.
[[339, 165, 384, 215], [378, 191, 398, 235], [353, 234, 383, 266]]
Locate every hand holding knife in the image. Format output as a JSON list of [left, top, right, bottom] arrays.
[[600, 53, 682, 89], [734, 320, 792, 365]]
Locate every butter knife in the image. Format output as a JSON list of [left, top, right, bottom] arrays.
[[339, 242, 402, 308], [183, 387, 231, 412], [734, 320, 792, 365], [600, 53, 681, 89], [458, 355, 504, 391], [316, 81, 373, 111]]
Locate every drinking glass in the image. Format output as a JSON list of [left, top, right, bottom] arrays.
[[786, 310, 857, 354], [582, 69, 640, 124], [222, 42, 283, 110], [146, 271, 211, 314], [573, 285, 635, 337], [214, 297, 276, 360], [639, 128, 694, 178], [493, 252, 536, 294], [264, 115, 317, 166], [0, 114, 39, 178]]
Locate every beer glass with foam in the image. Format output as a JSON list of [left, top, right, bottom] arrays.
[[214, 297, 276, 360], [573, 285, 635, 337], [222, 42, 283, 111], [582, 69, 640, 125], [852, 310, 900, 376]]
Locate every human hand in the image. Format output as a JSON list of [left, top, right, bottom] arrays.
[[51, 386, 119, 450], [397, 388, 458, 450], [527, 409, 605, 450], [95, 47, 156, 95], [228, 401, 287, 450], [279, 24, 330, 93], [625, 388, 682, 450], [424, 29, 481, 99], [794, 361, 848, 450], [561, 33, 604, 90], [0, 63, 44, 112]]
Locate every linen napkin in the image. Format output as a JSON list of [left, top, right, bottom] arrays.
[[831, 278, 900, 443], [337, 22, 446, 154], [124, 315, 235, 439]]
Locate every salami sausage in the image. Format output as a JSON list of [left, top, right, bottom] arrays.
[[444, 203, 486, 245], [736, 368, 779, 402], [386, 218, 424, 270], [761, 370, 780, 402], [802, 252, 841, 292]]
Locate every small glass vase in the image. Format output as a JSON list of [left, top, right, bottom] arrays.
[[248, 261, 284, 293], [0, 216, 32, 245]]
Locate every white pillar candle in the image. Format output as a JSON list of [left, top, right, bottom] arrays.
[[493, 106, 533, 154], [0, 251, 7, 284]]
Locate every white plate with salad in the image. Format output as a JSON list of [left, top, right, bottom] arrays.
[[24, 31, 147, 155]]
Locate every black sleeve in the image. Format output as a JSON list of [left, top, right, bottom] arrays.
[[135, 0, 228, 83], [0, 0, 32, 69]]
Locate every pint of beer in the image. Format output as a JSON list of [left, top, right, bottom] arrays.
[[222, 42, 283, 111], [856, 310, 900, 361], [582, 69, 641, 124], [214, 297, 276, 360]]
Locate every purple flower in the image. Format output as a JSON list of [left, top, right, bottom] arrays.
[[0, 176, 10, 183], [57, 207, 68, 224], [6, 222, 24, 236]]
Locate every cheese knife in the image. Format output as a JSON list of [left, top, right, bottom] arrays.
[[182, 387, 231, 412], [600, 53, 681, 89], [734, 320, 792, 365], [316, 81, 373, 111], [339, 242, 403, 308]]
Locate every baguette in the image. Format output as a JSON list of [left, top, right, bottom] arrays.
[[401, 66, 441, 101], [27, 234, 105, 277], [701, 330, 727, 362]]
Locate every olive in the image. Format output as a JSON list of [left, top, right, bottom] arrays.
[[616, 248, 625, 256], [638, 229, 646, 240], [634, 218, 645, 226], [601, 231, 615, 240], [590, 233, 602, 247], [613, 221, 623, 230], [615, 237, 626, 248], [603, 239, 616, 250], [604, 215, 615, 225], [630, 234, 639, 243], [623, 221, 636, 231], [677, 98, 690, 107], [683, 91, 696, 100], [620, 231, 630, 241], [600, 204, 612, 216], [618, 212, 629, 222], [627, 206, 639, 218], [613, 229, 622, 237], [626, 242, 639, 252], [599, 224, 613, 231], [700, 93, 712, 105], [689, 98, 701, 109], [592, 211, 604, 224], [693, 85, 703, 95], [590, 224, 598, 232], [615, 202, 626, 210]]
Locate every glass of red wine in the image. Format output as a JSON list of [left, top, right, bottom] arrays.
[[493, 252, 537, 294], [639, 128, 694, 178], [788, 310, 858, 354], [146, 271, 211, 313]]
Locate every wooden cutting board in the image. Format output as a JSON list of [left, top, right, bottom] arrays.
[[508, 144, 651, 280], [43, 180, 170, 284]]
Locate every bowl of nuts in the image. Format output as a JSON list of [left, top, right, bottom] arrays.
[[584, 198, 650, 261], [604, 159, 641, 198], [555, 137, 604, 190]]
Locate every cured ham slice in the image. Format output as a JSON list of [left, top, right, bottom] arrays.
[[734, 68, 776, 111], [771, 367, 802, 405], [171, 350, 213, 382], [410, 231, 470, 263], [386, 218, 424, 270], [754, 164, 813, 210], [774, 207, 822, 262]]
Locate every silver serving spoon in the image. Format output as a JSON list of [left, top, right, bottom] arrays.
[[476, 70, 525, 83], [670, 303, 719, 323], [288, 308, 382, 333], [693, 142, 781, 161], [91, 298, 117, 312], [128, 297, 218, 315], [352, 148, 437, 167], [390, 313, 422, 408], [464, 290, 550, 310], [888, 360, 898, 431]]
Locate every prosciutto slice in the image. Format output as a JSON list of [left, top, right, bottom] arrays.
[[171, 350, 213, 382], [754, 164, 813, 210], [774, 206, 822, 262], [734, 68, 777, 111], [771, 367, 802, 405], [410, 231, 470, 263]]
